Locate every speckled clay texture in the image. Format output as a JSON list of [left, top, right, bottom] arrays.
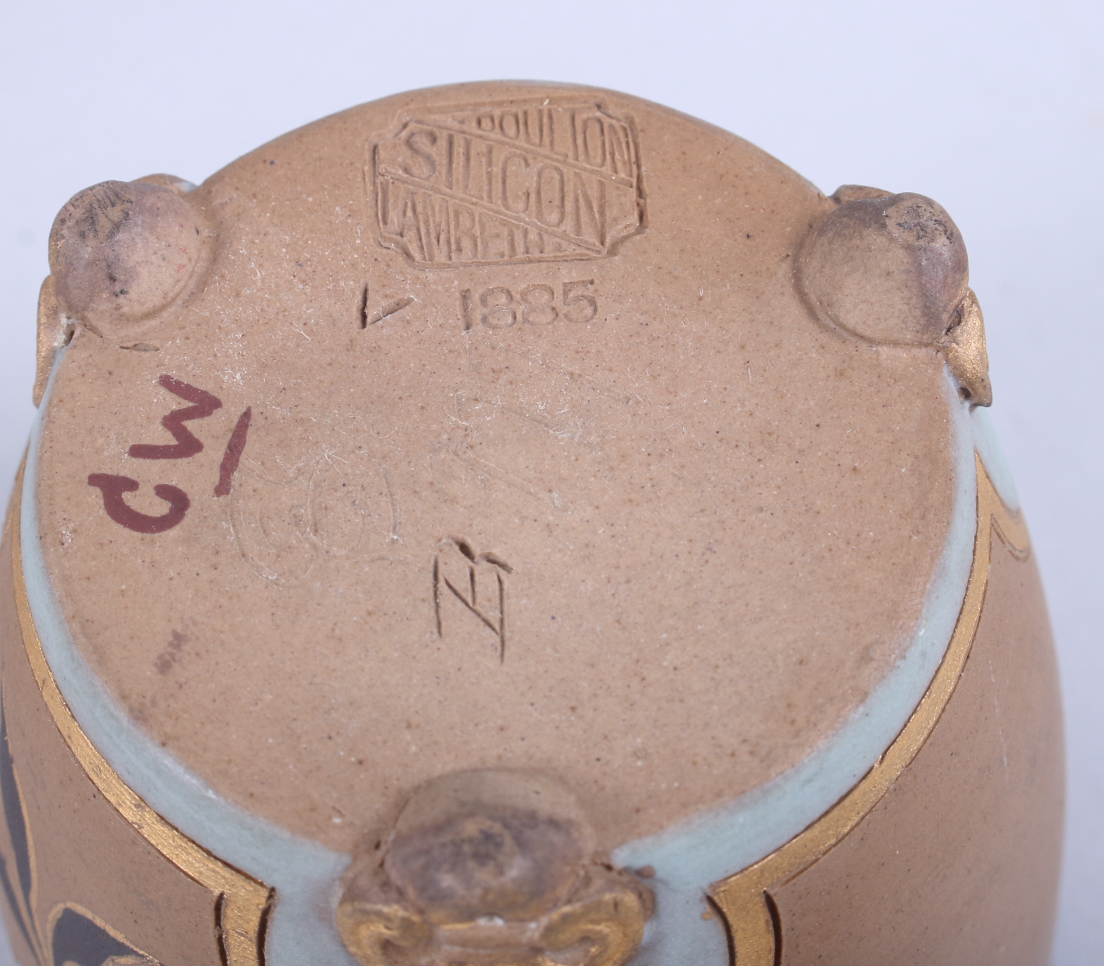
[[1, 82, 1062, 966], [34, 84, 955, 851]]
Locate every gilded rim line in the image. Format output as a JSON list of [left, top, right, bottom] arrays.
[[6, 465, 273, 966], [4, 455, 1025, 966], [708, 455, 1029, 965]]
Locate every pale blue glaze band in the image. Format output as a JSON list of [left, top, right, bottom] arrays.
[[18, 349, 356, 966], [14, 352, 1004, 966], [612, 370, 979, 965], [970, 405, 1020, 511]]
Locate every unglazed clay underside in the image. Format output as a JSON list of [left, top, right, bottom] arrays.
[[0, 82, 1062, 966], [34, 83, 958, 850]]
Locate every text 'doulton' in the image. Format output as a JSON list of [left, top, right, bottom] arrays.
[[373, 102, 645, 266]]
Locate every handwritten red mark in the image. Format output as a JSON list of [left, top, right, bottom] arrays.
[[128, 374, 222, 460], [90, 375, 251, 533], [214, 408, 252, 497], [87, 474, 190, 534]]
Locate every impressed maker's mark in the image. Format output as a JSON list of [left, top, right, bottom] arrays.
[[373, 102, 645, 266]]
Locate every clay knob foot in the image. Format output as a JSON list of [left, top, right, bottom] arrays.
[[337, 770, 653, 966]]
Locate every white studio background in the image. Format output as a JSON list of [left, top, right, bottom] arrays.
[[0, 1, 1100, 963]]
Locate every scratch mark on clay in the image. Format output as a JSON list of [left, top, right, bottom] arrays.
[[447, 439, 567, 510], [470, 339, 641, 407], [988, 656, 1010, 782], [432, 556, 442, 636], [357, 283, 370, 329], [367, 296, 416, 326], [381, 464, 401, 542]]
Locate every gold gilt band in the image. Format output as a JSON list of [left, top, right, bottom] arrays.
[[6, 454, 1024, 966], [8, 465, 272, 966], [708, 455, 1030, 965]]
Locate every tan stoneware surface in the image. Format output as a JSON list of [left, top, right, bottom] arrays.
[[0, 81, 1062, 966], [0, 527, 225, 966], [772, 549, 1062, 966], [34, 82, 958, 849]]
